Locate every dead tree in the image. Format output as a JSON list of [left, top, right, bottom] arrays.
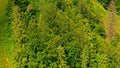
[[106, 0, 116, 41]]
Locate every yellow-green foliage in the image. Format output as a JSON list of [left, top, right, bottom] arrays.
[[1, 0, 120, 68]]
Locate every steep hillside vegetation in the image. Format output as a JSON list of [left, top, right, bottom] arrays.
[[0, 0, 120, 68]]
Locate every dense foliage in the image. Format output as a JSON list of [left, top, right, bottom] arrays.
[[5, 0, 120, 68], [97, 0, 120, 15]]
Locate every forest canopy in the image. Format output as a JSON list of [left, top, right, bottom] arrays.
[[0, 0, 120, 68]]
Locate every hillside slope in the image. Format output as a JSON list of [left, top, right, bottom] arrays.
[[0, 0, 120, 68]]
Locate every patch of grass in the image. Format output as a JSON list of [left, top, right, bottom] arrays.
[[0, 19, 13, 68], [0, 0, 8, 20], [0, 0, 13, 68]]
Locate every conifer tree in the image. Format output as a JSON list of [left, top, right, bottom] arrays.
[[11, 5, 28, 67]]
